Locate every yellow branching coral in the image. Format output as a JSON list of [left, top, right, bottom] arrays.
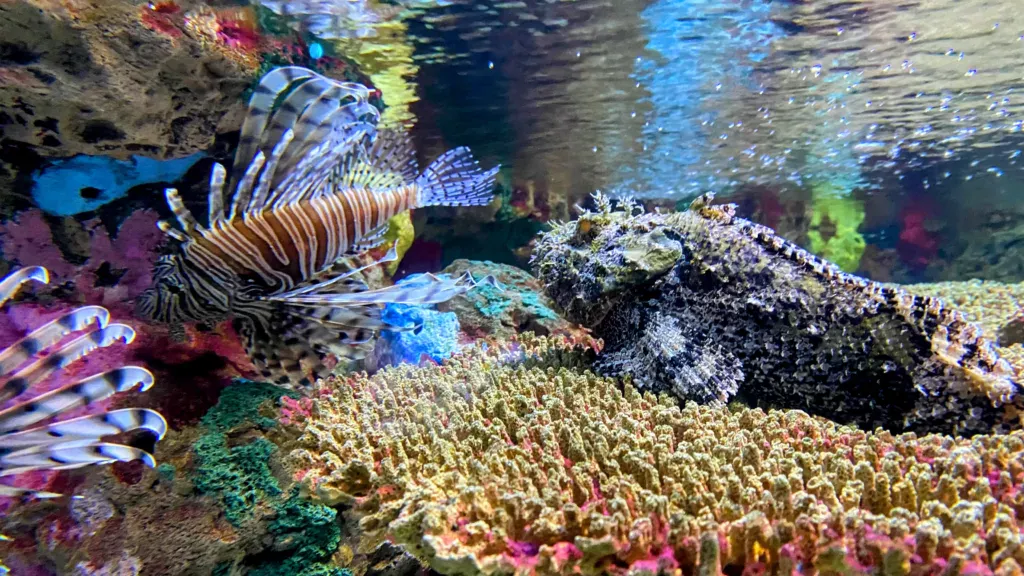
[[286, 336, 1024, 576]]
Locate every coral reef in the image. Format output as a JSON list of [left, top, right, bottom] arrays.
[[285, 335, 1024, 576], [0, 208, 166, 307], [531, 193, 1021, 435], [0, 379, 342, 575], [375, 283, 462, 367], [437, 259, 586, 341], [0, 0, 253, 161]]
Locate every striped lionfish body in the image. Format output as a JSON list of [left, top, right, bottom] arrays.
[[0, 266, 167, 500], [137, 66, 500, 388]]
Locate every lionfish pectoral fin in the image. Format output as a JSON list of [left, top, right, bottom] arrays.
[[347, 223, 391, 254], [275, 241, 400, 299], [268, 270, 493, 307], [236, 308, 376, 389]]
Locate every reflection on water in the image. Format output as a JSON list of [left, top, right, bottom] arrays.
[[269, 0, 1024, 203]]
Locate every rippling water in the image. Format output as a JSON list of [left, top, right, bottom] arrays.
[[309, 0, 1024, 203]]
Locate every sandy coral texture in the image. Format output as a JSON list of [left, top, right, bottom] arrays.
[[285, 335, 1024, 576]]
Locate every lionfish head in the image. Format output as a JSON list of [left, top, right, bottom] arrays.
[[136, 254, 228, 325]]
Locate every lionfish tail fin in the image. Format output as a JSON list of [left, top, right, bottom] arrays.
[[415, 147, 500, 207]]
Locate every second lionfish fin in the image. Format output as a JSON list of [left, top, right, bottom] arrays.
[[0, 324, 138, 404], [1, 439, 157, 478], [0, 366, 155, 434], [0, 408, 167, 449], [0, 305, 109, 378], [0, 266, 48, 308]]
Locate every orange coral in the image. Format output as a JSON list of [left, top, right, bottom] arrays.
[[285, 335, 1024, 576]]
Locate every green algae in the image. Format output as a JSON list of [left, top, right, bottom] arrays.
[[201, 379, 298, 433], [192, 434, 281, 527], [192, 381, 296, 526], [471, 281, 513, 317], [156, 462, 175, 484], [249, 490, 348, 576], [193, 381, 347, 574]]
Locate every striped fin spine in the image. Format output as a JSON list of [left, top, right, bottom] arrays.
[[270, 261, 501, 307], [339, 129, 419, 190], [219, 66, 380, 220], [231, 66, 317, 183], [0, 367, 155, 433], [0, 266, 47, 308], [415, 147, 500, 207], [1, 324, 139, 402], [0, 266, 165, 500]]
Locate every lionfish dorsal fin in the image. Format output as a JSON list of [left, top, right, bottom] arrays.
[[224, 67, 380, 218], [164, 188, 203, 234], [231, 66, 317, 184], [207, 162, 228, 226], [339, 129, 419, 190]]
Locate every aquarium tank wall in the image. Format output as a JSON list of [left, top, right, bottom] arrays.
[[1, 0, 1024, 575]]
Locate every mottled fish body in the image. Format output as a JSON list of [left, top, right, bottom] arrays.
[[139, 66, 500, 387], [0, 266, 166, 500]]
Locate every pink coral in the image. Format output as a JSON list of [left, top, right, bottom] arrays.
[[0, 208, 165, 309]]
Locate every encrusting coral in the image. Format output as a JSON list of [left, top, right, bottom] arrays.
[[285, 335, 1024, 576], [530, 193, 1022, 436]]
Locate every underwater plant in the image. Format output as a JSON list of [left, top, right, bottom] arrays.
[[0, 266, 167, 500], [530, 192, 1021, 435], [285, 334, 1024, 576], [137, 65, 500, 387]]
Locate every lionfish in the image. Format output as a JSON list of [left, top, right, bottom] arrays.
[[137, 66, 500, 387], [0, 266, 167, 500]]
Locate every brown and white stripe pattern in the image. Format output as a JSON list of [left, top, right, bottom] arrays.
[[0, 266, 166, 499], [138, 65, 500, 387]]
